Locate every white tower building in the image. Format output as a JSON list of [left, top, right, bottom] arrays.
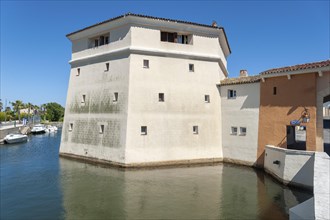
[[60, 13, 231, 167]]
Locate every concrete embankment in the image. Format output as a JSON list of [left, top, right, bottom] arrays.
[[264, 145, 330, 219]]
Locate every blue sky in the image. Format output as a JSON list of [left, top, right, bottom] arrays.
[[1, 1, 329, 107]]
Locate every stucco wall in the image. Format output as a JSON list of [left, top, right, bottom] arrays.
[[264, 145, 314, 189], [258, 73, 317, 166], [220, 82, 260, 166], [130, 26, 227, 68], [125, 54, 224, 163], [71, 26, 131, 61], [60, 52, 130, 164], [62, 20, 229, 166]]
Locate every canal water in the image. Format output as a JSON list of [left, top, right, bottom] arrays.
[[0, 130, 312, 220]]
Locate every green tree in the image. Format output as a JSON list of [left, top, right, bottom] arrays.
[[11, 100, 24, 122], [43, 102, 64, 122]]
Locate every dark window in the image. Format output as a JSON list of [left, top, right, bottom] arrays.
[[228, 90, 236, 99], [161, 32, 167, 41], [105, 63, 109, 71], [193, 126, 199, 134], [159, 93, 165, 102], [143, 59, 149, 68], [141, 126, 147, 135], [99, 125, 104, 134], [113, 92, 118, 102], [94, 39, 99, 47], [273, 87, 277, 95], [105, 36, 109, 44], [161, 31, 189, 44], [205, 95, 210, 103], [77, 68, 80, 76], [168, 32, 175, 42], [189, 64, 194, 72], [100, 36, 105, 46]]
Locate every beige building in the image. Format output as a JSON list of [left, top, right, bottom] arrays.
[[60, 13, 231, 167]]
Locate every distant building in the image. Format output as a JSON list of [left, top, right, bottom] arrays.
[[60, 13, 231, 167], [19, 108, 33, 115]]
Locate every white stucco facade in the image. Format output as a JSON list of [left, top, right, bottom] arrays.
[[220, 82, 260, 166], [60, 14, 230, 166]]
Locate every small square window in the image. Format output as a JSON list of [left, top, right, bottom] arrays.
[[228, 90, 236, 99], [193, 126, 199, 134], [105, 63, 109, 72], [69, 123, 73, 131], [76, 68, 80, 76], [159, 93, 165, 102], [273, 87, 277, 95], [81, 95, 86, 104], [205, 95, 210, 103], [113, 92, 118, 102], [240, 127, 247, 136], [189, 64, 194, 72], [99, 125, 104, 134], [231, 127, 237, 135], [141, 126, 147, 135], [143, 60, 149, 68]]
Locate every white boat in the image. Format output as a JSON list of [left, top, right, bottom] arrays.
[[4, 133, 28, 144], [45, 125, 58, 133], [31, 124, 46, 134]]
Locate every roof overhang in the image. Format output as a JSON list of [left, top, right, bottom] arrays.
[[260, 65, 330, 80]]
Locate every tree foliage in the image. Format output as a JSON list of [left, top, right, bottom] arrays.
[[44, 102, 65, 122], [0, 101, 65, 122], [11, 100, 24, 121]]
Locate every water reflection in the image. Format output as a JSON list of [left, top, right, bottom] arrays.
[[0, 132, 64, 220], [60, 159, 312, 220], [0, 131, 312, 220]]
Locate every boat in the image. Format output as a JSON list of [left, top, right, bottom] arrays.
[[4, 133, 28, 144], [31, 124, 46, 134], [45, 125, 58, 133]]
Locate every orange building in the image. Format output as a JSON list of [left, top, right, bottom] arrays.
[[257, 60, 330, 167]]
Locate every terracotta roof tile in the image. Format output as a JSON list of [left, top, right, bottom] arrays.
[[220, 75, 261, 86], [260, 60, 330, 75]]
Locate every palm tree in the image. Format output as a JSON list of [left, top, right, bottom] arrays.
[[25, 102, 33, 115], [11, 100, 24, 122], [40, 104, 47, 121], [32, 105, 39, 114]]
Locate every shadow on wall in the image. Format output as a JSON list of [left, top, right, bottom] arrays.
[[241, 93, 260, 109], [287, 106, 299, 116], [71, 53, 130, 68], [289, 156, 314, 190], [256, 151, 265, 168]]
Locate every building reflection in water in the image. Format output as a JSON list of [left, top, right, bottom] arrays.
[[59, 159, 312, 219]]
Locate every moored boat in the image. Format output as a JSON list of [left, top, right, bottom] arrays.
[[4, 133, 28, 144], [31, 124, 46, 134], [45, 125, 58, 133]]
